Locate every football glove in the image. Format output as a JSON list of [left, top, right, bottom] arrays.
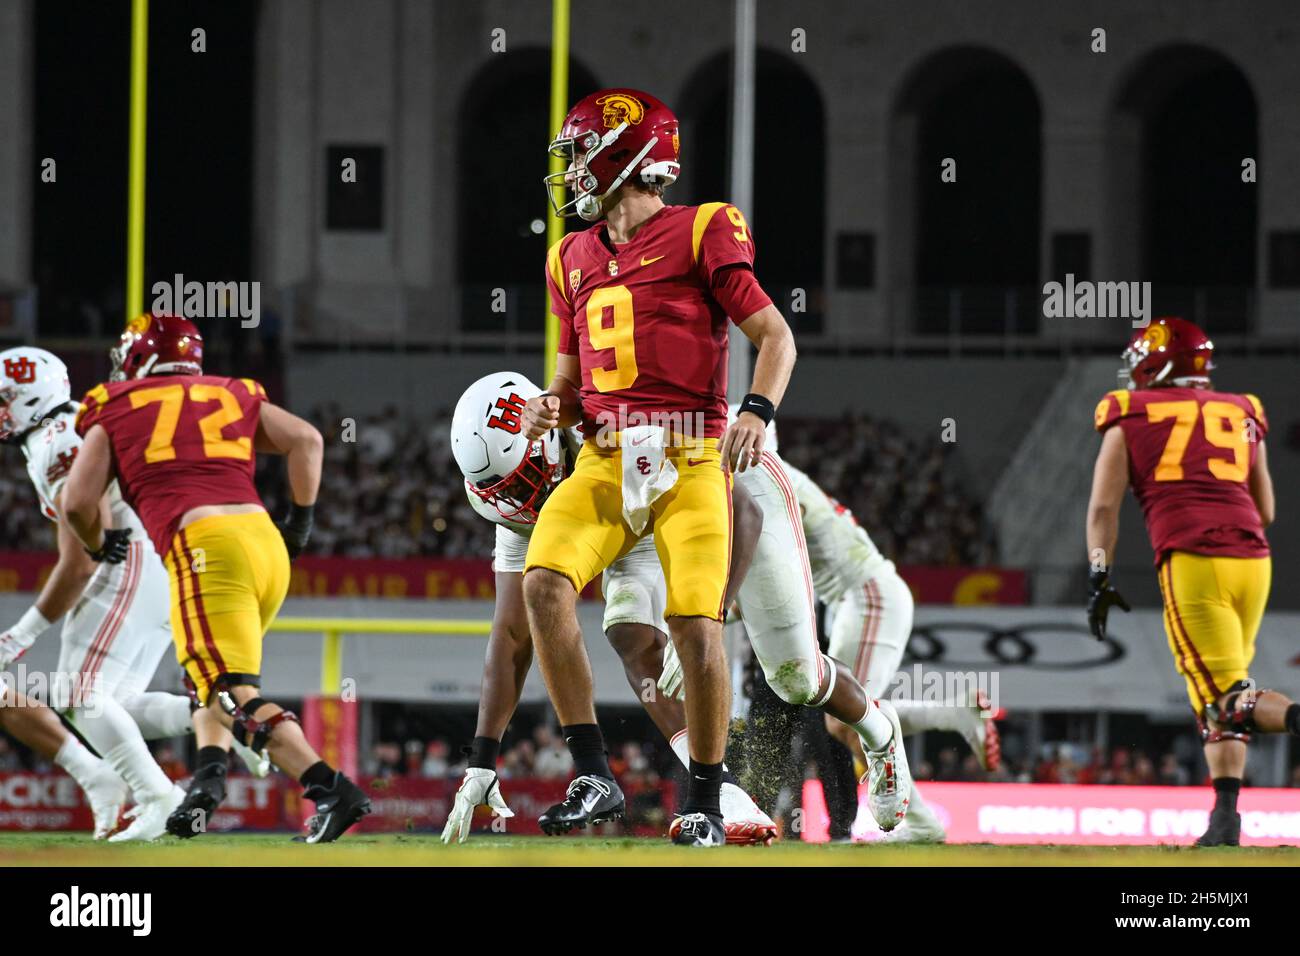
[[1086, 568, 1130, 641], [440, 767, 514, 844], [657, 638, 686, 702], [279, 503, 314, 560], [0, 606, 50, 669], [86, 527, 132, 564]]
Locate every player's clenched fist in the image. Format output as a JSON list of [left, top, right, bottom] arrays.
[[523, 393, 561, 440], [720, 411, 766, 473]]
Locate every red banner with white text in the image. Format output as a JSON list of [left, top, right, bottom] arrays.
[[0, 551, 1025, 605]]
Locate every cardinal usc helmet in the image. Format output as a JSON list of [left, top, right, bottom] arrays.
[[0, 347, 71, 444], [544, 88, 681, 221], [110, 313, 205, 381], [1120, 316, 1215, 390], [451, 372, 563, 529]]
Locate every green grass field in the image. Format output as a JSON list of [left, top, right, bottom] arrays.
[[0, 832, 1296, 866]]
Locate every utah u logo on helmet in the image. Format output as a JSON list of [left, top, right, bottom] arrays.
[[3, 356, 37, 384], [487, 393, 527, 434]]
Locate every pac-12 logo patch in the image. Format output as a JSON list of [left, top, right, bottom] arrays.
[[487, 393, 527, 434], [569, 269, 582, 295], [3, 356, 37, 384]]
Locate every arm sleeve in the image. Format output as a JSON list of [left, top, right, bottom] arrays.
[[711, 264, 773, 325], [693, 203, 757, 286], [1243, 394, 1269, 438], [73, 384, 111, 438], [545, 238, 579, 356], [1093, 390, 1132, 432]]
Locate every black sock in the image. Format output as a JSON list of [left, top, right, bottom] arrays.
[[466, 736, 501, 771], [560, 724, 612, 779], [721, 766, 739, 788], [684, 759, 724, 818], [196, 745, 229, 773], [1211, 776, 1241, 814], [299, 760, 336, 789], [1286, 703, 1300, 737]]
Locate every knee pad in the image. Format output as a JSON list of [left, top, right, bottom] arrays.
[[216, 692, 299, 751], [1200, 679, 1260, 744], [762, 656, 822, 706], [602, 574, 658, 633]]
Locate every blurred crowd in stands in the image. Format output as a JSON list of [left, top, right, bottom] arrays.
[[282, 407, 996, 565], [3, 405, 996, 564], [267, 407, 995, 564]]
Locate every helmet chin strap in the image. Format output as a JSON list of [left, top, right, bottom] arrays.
[[579, 136, 661, 222]]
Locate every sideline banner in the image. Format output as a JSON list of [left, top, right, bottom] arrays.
[[800, 780, 1300, 846]]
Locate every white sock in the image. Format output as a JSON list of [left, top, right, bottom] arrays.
[[72, 697, 174, 801], [894, 700, 969, 735], [119, 692, 194, 739], [54, 735, 110, 790], [667, 729, 730, 776], [669, 729, 689, 768], [850, 701, 894, 752]]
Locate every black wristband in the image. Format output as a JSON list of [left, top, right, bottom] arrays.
[[287, 503, 315, 533], [1088, 567, 1110, 589], [738, 392, 775, 425]]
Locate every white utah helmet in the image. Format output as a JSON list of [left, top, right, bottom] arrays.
[[451, 371, 563, 528], [0, 347, 72, 444], [727, 402, 778, 453]]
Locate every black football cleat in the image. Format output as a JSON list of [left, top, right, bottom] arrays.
[[295, 771, 371, 843], [670, 812, 726, 847], [165, 764, 228, 839], [1195, 808, 1241, 847], [538, 775, 625, 835]]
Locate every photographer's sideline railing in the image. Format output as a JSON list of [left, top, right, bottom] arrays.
[[267, 618, 490, 695]]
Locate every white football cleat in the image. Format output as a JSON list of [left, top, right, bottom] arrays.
[[108, 785, 185, 843], [719, 781, 777, 845], [881, 793, 947, 843], [861, 699, 911, 832], [955, 690, 1001, 772], [84, 768, 130, 840], [232, 740, 272, 777]]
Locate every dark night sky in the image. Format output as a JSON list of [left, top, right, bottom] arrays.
[[33, 0, 255, 334]]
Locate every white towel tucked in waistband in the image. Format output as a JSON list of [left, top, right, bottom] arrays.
[[620, 425, 679, 535]]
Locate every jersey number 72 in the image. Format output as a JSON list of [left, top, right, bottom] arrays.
[[129, 382, 258, 463]]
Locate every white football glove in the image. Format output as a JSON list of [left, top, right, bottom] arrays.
[[0, 630, 34, 671], [440, 767, 514, 844], [657, 638, 686, 702]]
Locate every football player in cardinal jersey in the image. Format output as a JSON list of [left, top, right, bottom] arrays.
[[522, 88, 805, 845], [442, 372, 776, 845], [61, 314, 370, 843], [1087, 317, 1300, 847], [0, 346, 266, 841]]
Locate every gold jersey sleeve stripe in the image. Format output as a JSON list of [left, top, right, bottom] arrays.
[[691, 202, 730, 266]]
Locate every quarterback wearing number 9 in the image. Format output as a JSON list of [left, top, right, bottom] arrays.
[[63, 313, 370, 843], [1086, 316, 1300, 847], [523, 89, 798, 846]]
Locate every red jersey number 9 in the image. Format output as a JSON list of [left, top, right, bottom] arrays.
[[129, 383, 253, 464], [586, 285, 639, 393]]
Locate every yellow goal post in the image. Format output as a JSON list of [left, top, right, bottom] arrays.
[[267, 618, 491, 696]]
